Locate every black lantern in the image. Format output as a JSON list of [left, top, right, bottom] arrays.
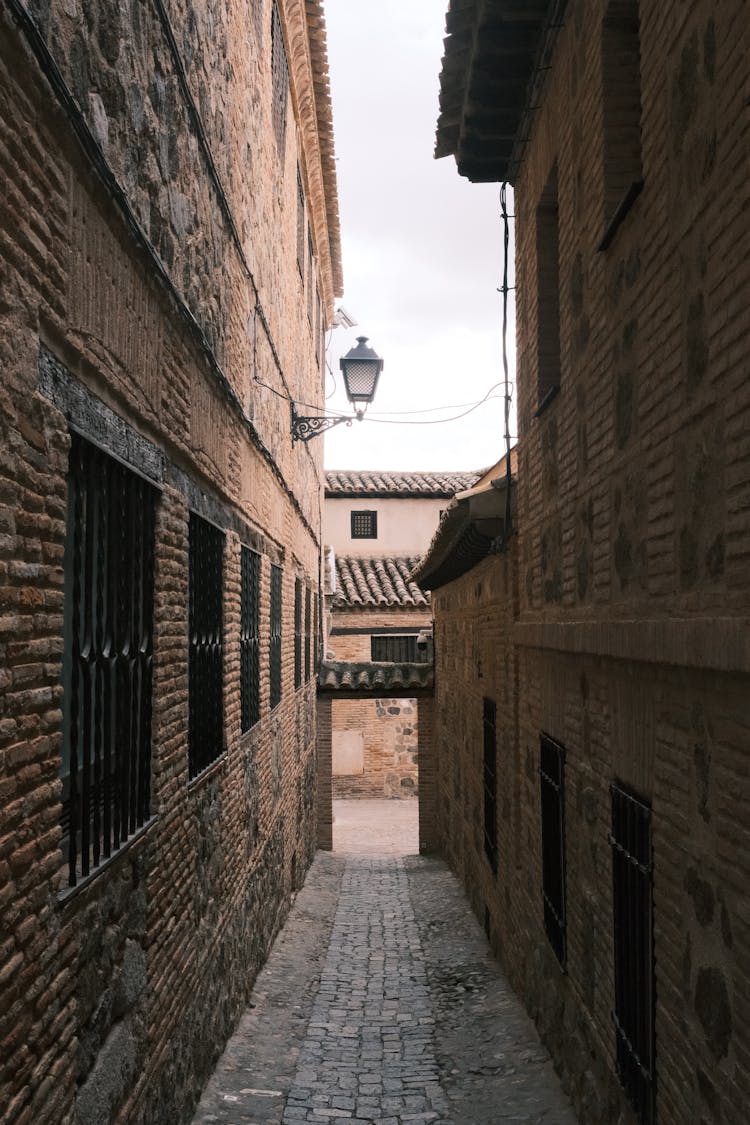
[[291, 336, 384, 443]]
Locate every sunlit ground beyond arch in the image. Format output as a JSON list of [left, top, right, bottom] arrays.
[[331, 798, 419, 856]]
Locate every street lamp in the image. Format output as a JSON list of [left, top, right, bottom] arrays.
[[291, 336, 384, 443]]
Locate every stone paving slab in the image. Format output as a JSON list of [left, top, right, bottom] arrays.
[[193, 802, 577, 1125]]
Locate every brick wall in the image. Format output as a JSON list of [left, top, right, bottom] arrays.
[[330, 697, 419, 799], [0, 1, 337, 1120], [430, 2, 750, 1123]]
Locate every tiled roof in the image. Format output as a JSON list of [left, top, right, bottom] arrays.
[[318, 660, 434, 694], [333, 556, 430, 609], [325, 469, 482, 498]]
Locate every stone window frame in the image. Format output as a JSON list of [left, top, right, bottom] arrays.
[[598, 0, 644, 252], [610, 781, 655, 1124], [60, 431, 158, 890], [539, 732, 567, 968], [188, 512, 225, 779], [350, 510, 378, 540]]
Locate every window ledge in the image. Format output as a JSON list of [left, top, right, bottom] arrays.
[[187, 750, 228, 791], [58, 815, 158, 905], [598, 179, 644, 252], [534, 383, 560, 418]]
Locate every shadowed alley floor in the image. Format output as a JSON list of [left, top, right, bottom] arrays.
[[192, 800, 577, 1124]]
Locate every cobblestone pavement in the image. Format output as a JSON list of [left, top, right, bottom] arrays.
[[193, 803, 577, 1125]]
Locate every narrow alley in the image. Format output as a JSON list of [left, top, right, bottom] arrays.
[[193, 802, 577, 1125]]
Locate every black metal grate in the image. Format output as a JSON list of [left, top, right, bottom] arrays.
[[371, 634, 423, 663], [483, 698, 498, 873], [540, 733, 566, 967], [61, 433, 156, 888], [351, 510, 377, 539], [271, 1, 289, 155], [240, 546, 261, 732], [269, 564, 282, 708], [304, 585, 311, 681], [294, 576, 302, 689], [188, 513, 224, 777], [610, 783, 655, 1124]]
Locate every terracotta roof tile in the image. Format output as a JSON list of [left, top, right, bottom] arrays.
[[318, 660, 434, 694], [333, 556, 430, 609], [325, 469, 482, 497]]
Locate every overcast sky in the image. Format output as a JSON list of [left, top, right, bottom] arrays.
[[322, 0, 516, 473]]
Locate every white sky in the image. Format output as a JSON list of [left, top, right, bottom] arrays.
[[322, 0, 516, 473]]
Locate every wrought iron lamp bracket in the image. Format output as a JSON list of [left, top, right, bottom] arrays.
[[290, 404, 362, 443]]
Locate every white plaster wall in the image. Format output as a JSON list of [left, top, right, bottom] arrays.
[[323, 496, 446, 557]]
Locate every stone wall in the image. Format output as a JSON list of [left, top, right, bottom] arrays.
[[429, 2, 750, 1123], [0, 1, 337, 1121], [331, 697, 419, 799]]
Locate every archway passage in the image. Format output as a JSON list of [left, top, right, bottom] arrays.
[[316, 661, 436, 855]]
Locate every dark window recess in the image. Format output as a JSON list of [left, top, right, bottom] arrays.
[[483, 698, 498, 874], [304, 585, 312, 681], [536, 162, 561, 410], [240, 546, 261, 732], [351, 510, 377, 539], [313, 591, 319, 671], [61, 433, 157, 888], [296, 167, 305, 277], [540, 733, 566, 967], [610, 783, 655, 1125], [270, 564, 282, 708], [599, 1, 643, 250], [371, 634, 425, 663], [294, 576, 303, 689], [189, 513, 224, 778], [307, 232, 315, 324], [271, 1, 289, 155]]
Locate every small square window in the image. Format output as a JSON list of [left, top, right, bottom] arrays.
[[351, 510, 377, 539]]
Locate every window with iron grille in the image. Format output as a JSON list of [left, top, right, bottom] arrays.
[[240, 546, 261, 732], [483, 698, 498, 873], [307, 231, 314, 325], [540, 733, 566, 967], [313, 590, 319, 671], [371, 635, 423, 663], [294, 576, 302, 689], [536, 163, 561, 412], [304, 585, 311, 681], [610, 782, 655, 1124], [188, 513, 224, 778], [61, 432, 157, 888], [271, 2, 288, 156], [351, 510, 377, 539], [270, 564, 282, 708], [296, 167, 305, 277]]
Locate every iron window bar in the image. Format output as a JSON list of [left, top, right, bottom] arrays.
[[483, 698, 498, 874], [350, 510, 377, 539], [371, 635, 426, 663], [188, 513, 224, 778], [304, 585, 312, 681], [240, 546, 261, 732], [609, 782, 655, 1125], [539, 733, 567, 968], [269, 564, 282, 708], [61, 433, 156, 888], [294, 577, 303, 688]]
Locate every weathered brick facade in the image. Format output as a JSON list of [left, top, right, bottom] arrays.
[[430, 2, 750, 1124], [0, 1, 340, 1120]]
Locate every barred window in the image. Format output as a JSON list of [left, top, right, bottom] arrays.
[[294, 576, 302, 689], [371, 635, 422, 663], [304, 585, 311, 681], [189, 513, 224, 778], [599, 0, 643, 249], [270, 564, 282, 708], [540, 733, 566, 967], [307, 231, 315, 325], [483, 698, 498, 873], [61, 433, 157, 888], [296, 167, 305, 277], [536, 162, 561, 412], [240, 546, 261, 732], [351, 510, 377, 539], [610, 783, 655, 1124], [271, 1, 289, 156], [313, 590, 319, 671]]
